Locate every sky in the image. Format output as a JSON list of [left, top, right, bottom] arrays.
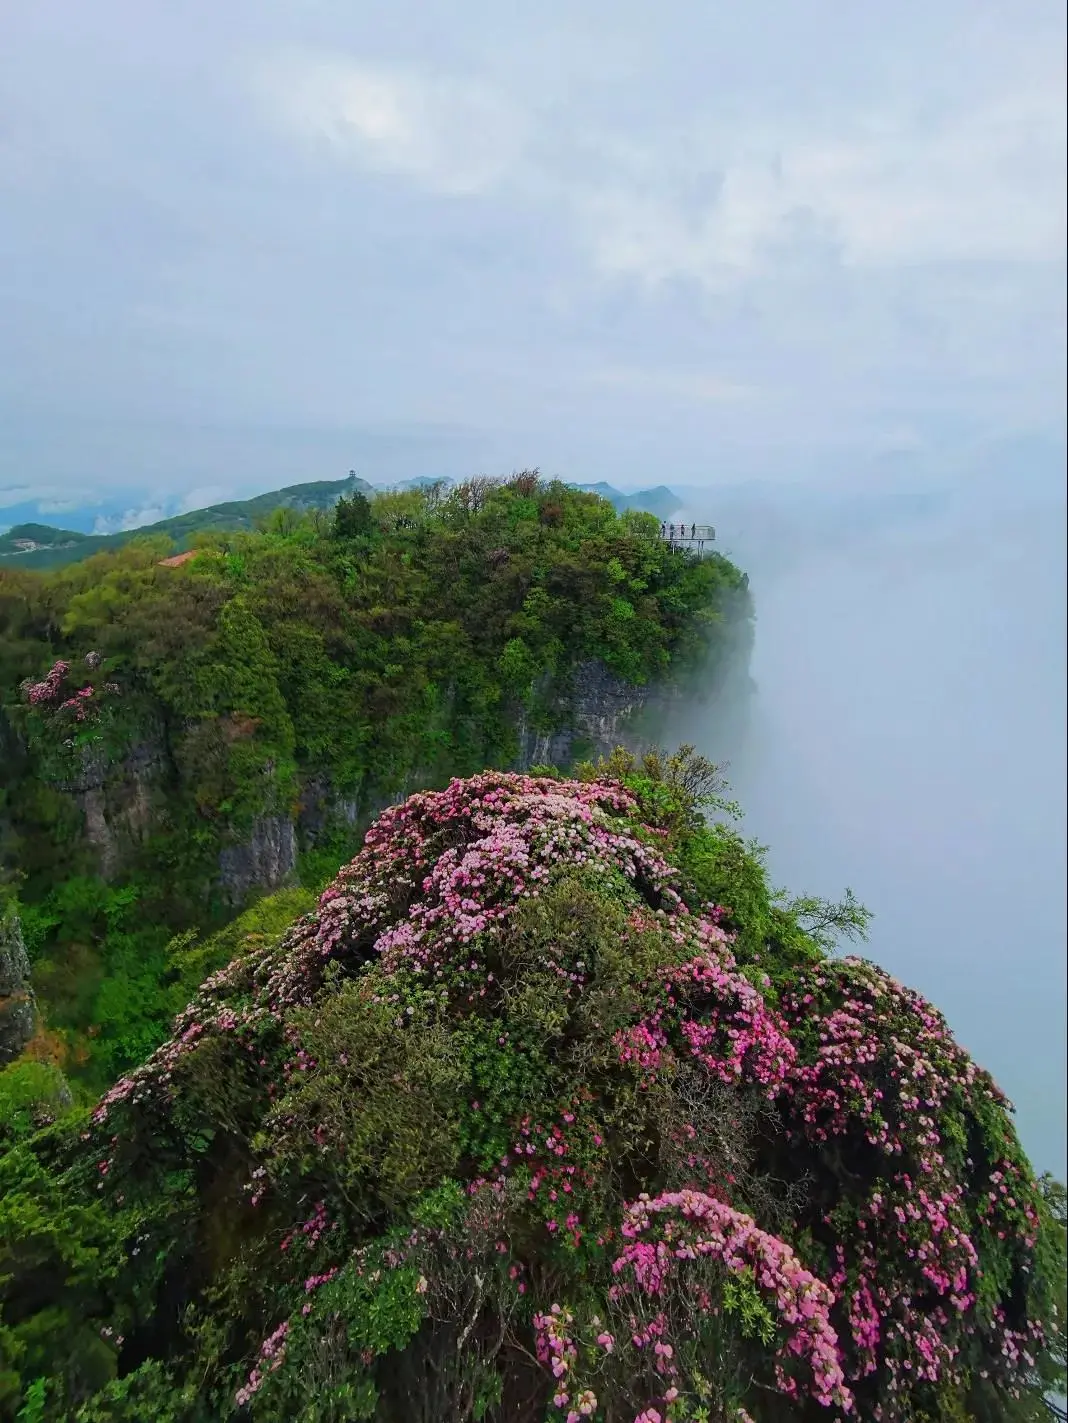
[[1, 0, 1065, 511], [1, 4, 1066, 1168]]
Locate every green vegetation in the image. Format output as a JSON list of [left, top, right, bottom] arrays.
[[0, 475, 375, 572], [0, 477, 687, 574], [0, 527, 93, 561], [0, 751, 1061, 1421], [0, 475, 750, 1089], [0, 470, 1063, 1421]]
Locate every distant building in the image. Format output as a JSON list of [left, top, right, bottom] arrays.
[[157, 550, 199, 568]]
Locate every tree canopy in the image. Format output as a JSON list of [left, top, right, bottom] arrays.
[[0, 477, 750, 1088]]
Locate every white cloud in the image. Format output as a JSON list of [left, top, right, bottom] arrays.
[[587, 367, 755, 404], [0, 486, 37, 509], [253, 45, 1064, 294], [36, 496, 87, 514], [572, 87, 1066, 290], [254, 51, 527, 195], [178, 485, 233, 513], [92, 506, 168, 534]]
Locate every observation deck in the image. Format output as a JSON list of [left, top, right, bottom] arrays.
[[655, 521, 716, 555]]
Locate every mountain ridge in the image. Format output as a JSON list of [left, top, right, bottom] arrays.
[[0, 474, 375, 568], [0, 476, 685, 570]]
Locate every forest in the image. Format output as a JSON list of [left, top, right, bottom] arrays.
[[0, 478, 1062, 1422], [0, 474, 750, 1090]]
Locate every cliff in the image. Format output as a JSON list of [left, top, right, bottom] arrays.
[[0, 906, 35, 1064], [514, 658, 681, 770], [0, 761, 1060, 1421], [4, 652, 739, 904], [0, 474, 754, 1082]]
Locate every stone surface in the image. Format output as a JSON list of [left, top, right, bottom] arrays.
[[218, 815, 298, 905], [514, 659, 681, 770], [0, 907, 36, 1065], [56, 734, 167, 883]]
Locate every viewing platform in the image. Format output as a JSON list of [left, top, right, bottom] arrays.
[[655, 521, 716, 554]]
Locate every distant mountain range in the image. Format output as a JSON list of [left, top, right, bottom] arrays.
[[0, 475, 375, 570], [573, 483, 684, 520], [0, 475, 684, 571]]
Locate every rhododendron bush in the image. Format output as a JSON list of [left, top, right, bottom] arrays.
[[0, 758, 1063, 1422]]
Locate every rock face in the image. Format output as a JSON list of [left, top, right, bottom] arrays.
[[0, 907, 36, 1065], [514, 659, 682, 770], [220, 662, 675, 904], [14, 656, 737, 910], [58, 736, 167, 882], [296, 774, 361, 844], [218, 816, 298, 905]]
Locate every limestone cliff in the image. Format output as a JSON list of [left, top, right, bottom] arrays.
[[513, 658, 683, 769], [6, 653, 742, 909], [218, 815, 298, 905], [0, 906, 35, 1064], [52, 734, 167, 882]]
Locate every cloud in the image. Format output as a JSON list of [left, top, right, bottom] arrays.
[[178, 485, 234, 513], [92, 506, 168, 534], [36, 497, 88, 514], [569, 92, 1066, 292], [1, 4, 1063, 476], [0, 486, 37, 510], [251, 39, 1064, 312], [254, 51, 527, 195], [587, 367, 755, 404]]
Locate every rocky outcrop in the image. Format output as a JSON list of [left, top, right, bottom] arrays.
[[296, 774, 361, 844], [17, 652, 738, 910], [514, 660, 683, 770], [56, 735, 167, 882], [241, 663, 678, 902], [218, 816, 298, 905], [0, 907, 36, 1065]]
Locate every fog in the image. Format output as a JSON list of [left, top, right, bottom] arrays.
[[668, 467, 1067, 1176]]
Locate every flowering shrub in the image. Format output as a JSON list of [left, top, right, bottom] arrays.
[[775, 957, 1054, 1415], [23, 659, 71, 706], [12, 766, 1064, 1420], [609, 1190, 851, 1411], [20, 654, 117, 723]]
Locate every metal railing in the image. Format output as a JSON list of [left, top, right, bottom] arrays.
[[656, 522, 716, 553]]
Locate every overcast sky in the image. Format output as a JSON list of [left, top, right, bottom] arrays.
[[1, 0, 1065, 507]]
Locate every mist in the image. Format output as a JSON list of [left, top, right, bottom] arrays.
[[668, 465, 1067, 1177]]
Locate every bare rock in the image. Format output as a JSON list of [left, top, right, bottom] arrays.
[[0, 907, 36, 1066], [218, 816, 298, 905]]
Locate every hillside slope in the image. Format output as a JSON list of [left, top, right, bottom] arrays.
[[0, 475, 752, 1085], [0, 475, 377, 571], [0, 525, 94, 559], [0, 754, 1061, 1421]]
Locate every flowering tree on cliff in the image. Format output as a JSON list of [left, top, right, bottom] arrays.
[[2, 755, 1064, 1421], [20, 653, 118, 724]]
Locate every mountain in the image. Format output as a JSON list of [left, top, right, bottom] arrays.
[[0, 469, 1062, 1421], [575, 482, 685, 519], [0, 522, 93, 557], [0, 474, 376, 571], [0, 763, 1060, 1420], [0, 470, 751, 1086], [0, 475, 685, 572]]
